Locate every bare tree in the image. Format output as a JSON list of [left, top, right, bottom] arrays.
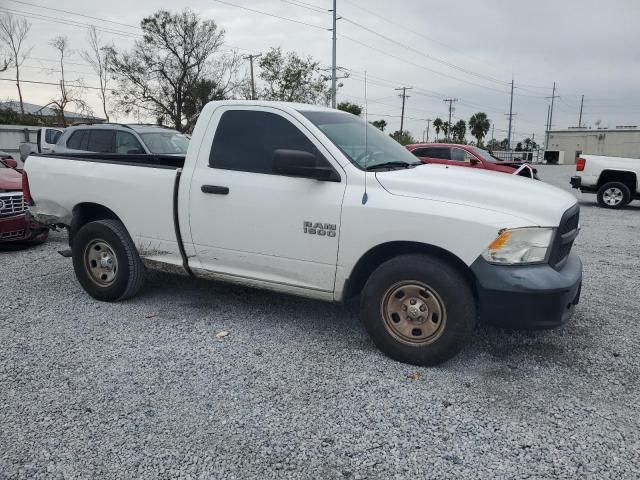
[[109, 9, 245, 131], [81, 26, 111, 122], [0, 13, 31, 114], [45, 35, 91, 126]]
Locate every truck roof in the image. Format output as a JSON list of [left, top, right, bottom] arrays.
[[206, 100, 336, 113]]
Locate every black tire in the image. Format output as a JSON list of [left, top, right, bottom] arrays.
[[360, 254, 475, 366], [597, 181, 631, 209], [72, 219, 145, 301]]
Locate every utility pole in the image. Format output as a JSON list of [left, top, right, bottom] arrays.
[[491, 123, 495, 146], [545, 82, 558, 150], [395, 86, 412, 133], [506, 78, 515, 150], [330, 0, 338, 109], [578, 94, 584, 128], [243, 54, 262, 100], [443, 98, 458, 140], [425, 119, 431, 143]]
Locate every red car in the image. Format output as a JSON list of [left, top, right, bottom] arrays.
[[406, 143, 538, 179], [0, 155, 48, 245]]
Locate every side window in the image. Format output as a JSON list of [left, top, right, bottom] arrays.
[[66, 131, 88, 150], [411, 148, 429, 157], [115, 131, 144, 154], [87, 130, 116, 153], [210, 110, 319, 174], [45, 129, 62, 144], [425, 147, 451, 160], [451, 148, 466, 162]]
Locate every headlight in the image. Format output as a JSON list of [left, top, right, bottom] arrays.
[[482, 227, 554, 264]]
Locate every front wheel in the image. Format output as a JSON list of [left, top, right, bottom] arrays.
[[597, 181, 631, 209], [360, 254, 475, 366], [72, 219, 145, 301]]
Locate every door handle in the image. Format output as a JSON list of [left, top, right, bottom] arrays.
[[201, 184, 229, 195]]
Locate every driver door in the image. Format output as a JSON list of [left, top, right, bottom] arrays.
[[187, 106, 346, 293]]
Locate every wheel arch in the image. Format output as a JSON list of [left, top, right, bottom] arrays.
[[69, 202, 123, 247], [342, 241, 477, 302], [597, 169, 637, 193]]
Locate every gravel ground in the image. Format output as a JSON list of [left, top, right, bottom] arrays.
[[1, 165, 639, 479]]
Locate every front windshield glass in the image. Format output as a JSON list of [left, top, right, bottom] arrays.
[[139, 131, 190, 155], [300, 111, 419, 169], [469, 146, 500, 163]]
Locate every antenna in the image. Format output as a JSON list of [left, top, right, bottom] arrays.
[[362, 71, 369, 205]]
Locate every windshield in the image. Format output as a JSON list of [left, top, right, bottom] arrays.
[[300, 111, 419, 169], [139, 131, 190, 155], [469, 146, 501, 163]]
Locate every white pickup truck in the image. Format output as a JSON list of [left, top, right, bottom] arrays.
[[24, 101, 582, 365], [571, 154, 640, 208]]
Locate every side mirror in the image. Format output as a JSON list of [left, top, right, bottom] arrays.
[[272, 149, 340, 182], [470, 157, 480, 165], [2, 158, 18, 169], [127, 148, 145, 154]]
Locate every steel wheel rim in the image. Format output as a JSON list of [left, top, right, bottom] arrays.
[[380, 281, 447, 346], [603, 187, 623, 205], [84, 239, 118, 287]]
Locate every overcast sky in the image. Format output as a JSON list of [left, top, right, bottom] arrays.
[[1, 0, 639, 144]]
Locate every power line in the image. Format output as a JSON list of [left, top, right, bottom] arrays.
[[339, 33, 510, 94], [340, 16, 509, 87], [6, 0, 142, 30], [0, 77, 102, 90], [341, 0, 505, 77], [211, 0, 328, 30], [0, 7, 140, 38]]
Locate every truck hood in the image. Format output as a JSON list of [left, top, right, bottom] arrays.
[[375, 164, 577, 226], [0, 168, 22, 191]]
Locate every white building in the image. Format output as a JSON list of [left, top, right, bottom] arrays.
[[545, 126, 640, 164]]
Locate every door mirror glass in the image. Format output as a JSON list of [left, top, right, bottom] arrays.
[[272, 149, 340, 182], [469, 157, 480, 165]]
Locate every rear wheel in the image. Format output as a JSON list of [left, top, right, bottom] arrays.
[[360, 254, 475, 366], [72, 219, 145, 301], [597, 181, 631, 209]]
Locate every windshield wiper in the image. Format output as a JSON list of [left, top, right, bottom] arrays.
[[365, 161, 421, 171]]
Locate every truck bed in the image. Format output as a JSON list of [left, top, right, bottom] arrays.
[[25, 152, 186, 267], [29, 152, 186, 170]]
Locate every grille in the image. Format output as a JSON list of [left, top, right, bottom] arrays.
[[0, 229, 25, 240], [549, 205, 580, 268], [0, 192, 27, 217]]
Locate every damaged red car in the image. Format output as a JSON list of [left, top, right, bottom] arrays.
[[0, 155, 48, 245]]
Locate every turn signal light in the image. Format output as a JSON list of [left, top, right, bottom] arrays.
[[576, 158, 586, 171]]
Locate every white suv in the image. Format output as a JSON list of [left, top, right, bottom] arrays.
[[52, 124, 190, 156]]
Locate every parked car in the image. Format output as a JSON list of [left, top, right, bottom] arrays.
[[17, 127, 65, 164], [407, 143, 539, 179], [52, 123, 189, 156], [25, 101, 582, 366], [0, 153, 48, 245], [571, 154, 639, 209]]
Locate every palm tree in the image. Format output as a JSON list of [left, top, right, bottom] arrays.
[[453, 120, 466, 143], [442, 121, 450, 140], [469, 112, 490, 146], [432, 117, 443, 141], [523, 137, 532, 151]]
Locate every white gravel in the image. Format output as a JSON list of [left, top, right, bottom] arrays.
[[1, 165, 639, 479]]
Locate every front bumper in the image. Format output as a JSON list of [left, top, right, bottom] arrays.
[[0, 212, 49, 244], [470, 253, 583, 329], [570, 176, 581, 189]]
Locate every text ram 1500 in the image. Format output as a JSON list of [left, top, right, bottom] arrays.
[[571, 154, 640, 208], [24, 101, 583, 366]]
